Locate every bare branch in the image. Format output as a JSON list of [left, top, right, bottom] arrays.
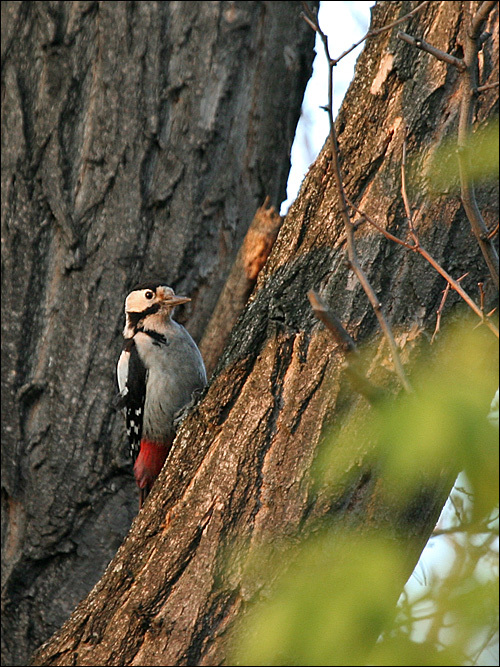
[[300, 11, 318, 35], [487, 223, 499, 240], [457, 2, 500, 289], [307, 290, 357, 354], [303, 0, 500, 380], [431, 282, 451, 344], [400, 112, 499, 338], [401, 135, 420, 245], [345, 199, 500, 339], [478, 281, 486, 314], [346, 197, 414, 249], [475, 80, 499, 93], [307, 291, 387, 405], [302, 4, 413, 394], [432, 523, 499, 537], [397, 31, 466, 71], [406, 240, 499, 337], [470, 1, 498, 39], [431, 274, 469, 344], [397, 3, 499, 289], [317, 1, 431, 67], [470, 624, 500, 666]]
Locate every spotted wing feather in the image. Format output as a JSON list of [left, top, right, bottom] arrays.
[[117, 338, 147, 461]]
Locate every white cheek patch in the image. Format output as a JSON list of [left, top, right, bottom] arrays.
[[126, 291, 151, 313]]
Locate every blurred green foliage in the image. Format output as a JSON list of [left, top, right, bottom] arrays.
[[229, 323, 499, 666], [375, 324, 499, 521], [425, 120, 499, 194]]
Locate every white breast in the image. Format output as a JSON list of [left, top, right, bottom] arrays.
[[133, 325, 206, 442]]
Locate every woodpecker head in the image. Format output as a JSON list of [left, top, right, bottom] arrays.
[[123, 281, 191, 337]]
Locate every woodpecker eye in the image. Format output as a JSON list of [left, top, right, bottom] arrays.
[[145, 290, 154, 300]]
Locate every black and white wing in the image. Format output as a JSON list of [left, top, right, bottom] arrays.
[[116, 338, 147, 461]]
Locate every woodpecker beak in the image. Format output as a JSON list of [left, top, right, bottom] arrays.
[[162, 294, 191, 307]]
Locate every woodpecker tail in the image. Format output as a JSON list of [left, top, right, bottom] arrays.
[[134, 438, 172, 509]]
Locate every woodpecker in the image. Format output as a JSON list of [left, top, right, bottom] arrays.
[[117, 281, 207, 508]]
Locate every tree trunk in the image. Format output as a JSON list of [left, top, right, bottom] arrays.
[[9, 0, 500, 665], [1, 2, 315, 665]]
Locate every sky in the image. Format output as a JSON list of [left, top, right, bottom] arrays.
[[281, 1, 375, 214], [283, 3, 499, 663]]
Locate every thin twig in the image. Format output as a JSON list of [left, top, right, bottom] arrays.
[[401, 135, 419, 243], [397, 31, 466, 71], [345, 199, 499, 338], [470, 1, 498, 38], [475, 80, 499, 93], [397, 3, 499, 289], [400, 121, 499, 338], [302, 2, 430, 67], [406, 239, 498, 337], [432, 282, 451, 344], [471, 624, 500, 666], [301, 3, 413, 394], [478, 282, 485, 314], [431, 274, 469, 344], [307, 290, 387, 405], [346, 197, 414, 249], [432, 522, 499, 537], [457, 2, 499, 288], [307, 290, 357, 354], [487, 223, 499, 240]]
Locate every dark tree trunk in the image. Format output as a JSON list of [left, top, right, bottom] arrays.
[[1, 2, 316, 665]]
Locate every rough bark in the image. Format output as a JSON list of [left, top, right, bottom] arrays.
[[1, 2, 316, 665], [26, 1, 499, 665], [200, 197, 283, 376]]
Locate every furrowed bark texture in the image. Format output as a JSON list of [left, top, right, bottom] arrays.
[[1, 2, 316, 665], [200, 197, 283, 377], [29, 1, 499, 665]]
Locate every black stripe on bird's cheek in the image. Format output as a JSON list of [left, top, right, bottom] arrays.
[[127, 303, 160, 330]]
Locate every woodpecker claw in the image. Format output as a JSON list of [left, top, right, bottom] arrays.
[[139, 486, 149, 509]]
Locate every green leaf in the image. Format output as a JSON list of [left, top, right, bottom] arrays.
[[425, 120, 499, 194]]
